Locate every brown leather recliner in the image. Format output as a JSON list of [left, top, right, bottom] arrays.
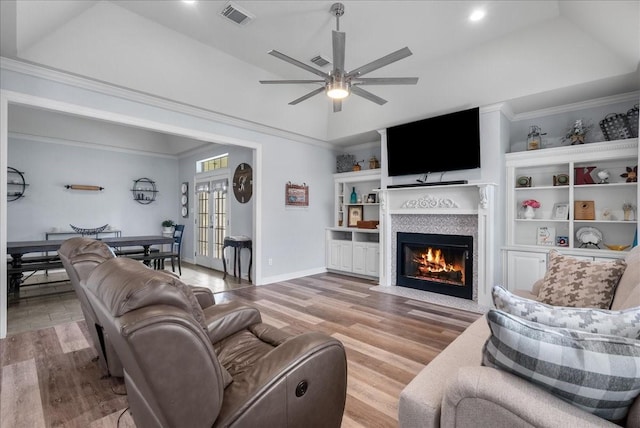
[[58, 237, 121, 376], [59, 237, 253, 380], [84, 256, 348, 428]]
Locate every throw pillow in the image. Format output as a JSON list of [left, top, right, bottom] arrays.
[[537, 250, 626, 308], [491, 285, 640, 339], [482, 309, 640, 422]]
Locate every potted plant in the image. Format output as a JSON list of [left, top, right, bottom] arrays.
[[161, 219, 175, 234]]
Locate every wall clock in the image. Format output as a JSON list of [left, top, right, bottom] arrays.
[[233, 163, 253, 203]]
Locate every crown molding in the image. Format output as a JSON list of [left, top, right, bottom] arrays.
[[510, 91, 640, 121], [0, 57, 332, 150]]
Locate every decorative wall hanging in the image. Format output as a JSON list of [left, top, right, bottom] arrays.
[[181, 182, 189, 218], [285, 182, 309, 207], [65, 184, 104, 191], [7, 167, 28, 201], [131, 178, 156, 204], [232, 163, 253, 203]]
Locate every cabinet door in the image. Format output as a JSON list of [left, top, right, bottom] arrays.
[[352, 243, 366, 274], [328, 240, 343, 270], [506, 251, 547, 292], [339, 241, 353, 271], [363, 243, 380, 277]]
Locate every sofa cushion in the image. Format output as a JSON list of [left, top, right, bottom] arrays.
[[537, 250, 626, 309], [482, 309, 640, 422], [492, 285, 640, 339]]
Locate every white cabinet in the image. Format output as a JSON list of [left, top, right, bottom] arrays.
[[326, 228, 379, 278], [505, 250, 547, 293]]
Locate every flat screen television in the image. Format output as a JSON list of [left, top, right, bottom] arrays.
[[386, 107, 480, 177]]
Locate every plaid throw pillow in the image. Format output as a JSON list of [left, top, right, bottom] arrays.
[[491, 285, 640, 339], [482, 309, 640, 421], [537, 250, 626, 308]]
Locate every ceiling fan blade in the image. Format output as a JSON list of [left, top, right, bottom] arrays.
[[267, 50, 329, 79], [333, 99, 342, 113], [332, 31, 345, 72], [260, 80, 326, 84], [347, 47, 413, 78], [289, 87, 326, 105], [351, 86, 387, 105], [353, 77, 419, 85]]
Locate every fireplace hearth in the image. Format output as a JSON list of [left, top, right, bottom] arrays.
[[396, 232, 473, 300]]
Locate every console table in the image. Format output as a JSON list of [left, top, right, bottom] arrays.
[[222, 236, 252, 283]]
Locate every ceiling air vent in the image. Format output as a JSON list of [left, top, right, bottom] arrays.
[[310, 55, 331, 67], [220, 2, 254, 25]]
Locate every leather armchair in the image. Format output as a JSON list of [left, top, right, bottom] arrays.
[[84, 257, 348, 428], [58, 237, 121, 376]]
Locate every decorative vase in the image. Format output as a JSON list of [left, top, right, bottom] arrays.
[[524, 205, 535, 219], [350, 187, 357, 203]]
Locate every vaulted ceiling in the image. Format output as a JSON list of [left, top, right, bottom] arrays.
[[1, 1, 639, 151]]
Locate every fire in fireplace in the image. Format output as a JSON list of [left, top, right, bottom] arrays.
[[396, 232, 473, 300]]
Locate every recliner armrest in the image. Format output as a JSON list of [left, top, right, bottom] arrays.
[[191, 286, 215, 308], [441, 366, 622, 428], [203, 302, 262, 344]]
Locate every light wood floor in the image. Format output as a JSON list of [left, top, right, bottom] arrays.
[[1, 269, 482, 427]]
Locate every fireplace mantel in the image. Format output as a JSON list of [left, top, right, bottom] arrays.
[[378, 182, 497, 307]]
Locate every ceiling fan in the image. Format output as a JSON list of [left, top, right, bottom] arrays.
[[259, 2, 418, 112]]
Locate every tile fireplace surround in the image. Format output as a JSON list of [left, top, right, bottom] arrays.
[[377, 183, 497, 308]]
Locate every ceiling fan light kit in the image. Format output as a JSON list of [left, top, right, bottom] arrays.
[[259, 2, 418, 112]]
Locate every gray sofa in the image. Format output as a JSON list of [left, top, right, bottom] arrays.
[[399, 246, 640, 428]]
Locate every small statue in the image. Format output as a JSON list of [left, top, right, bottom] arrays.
[[597, 169, 610, 184]]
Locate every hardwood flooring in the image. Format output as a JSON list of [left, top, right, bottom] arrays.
[[1, 271, 482, 427]]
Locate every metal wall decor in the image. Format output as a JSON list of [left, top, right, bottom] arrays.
[[131, 178, 157, 204], [7, 167, 28, 201], [181, 182, 189, 217]]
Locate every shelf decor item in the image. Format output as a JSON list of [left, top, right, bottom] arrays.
[[526, 125, 544, 150], [574, 200, 595, 220], [622, 202, 636, 221], [562, 119, 593, 145], [552, 203, 569, 220], [553, 174, 569, 186], [576, 226, 603, 248], [69, 223, 109, 236], [536, 226, 555, 246], [336, 154, 355, 173], [516, 176, 532, 188], [599, 113, 632, 141], [347, 205, 363, 227], [522, 199, 540, 219], [596, 169, 610, 184], [574, 166, 596, 185], [620, 165, 637, 182], [627, 104, 639, 138], [350, 187, 357, 203]]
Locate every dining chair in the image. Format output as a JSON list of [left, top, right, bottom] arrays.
[[154, 224, 185, 274]]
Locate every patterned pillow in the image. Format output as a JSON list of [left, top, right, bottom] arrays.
[[491, 285, 640, 339], [482, 309, 640, 421], [537, 250, 626, 308]]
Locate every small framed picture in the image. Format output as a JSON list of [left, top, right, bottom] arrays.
[[552, 202, 569, 220], [516, 176, 532, 187], [348, 205, 363, 227], [537, 226, 556, 246], [553, 174, 569, 186], [367, 193, 377, 203]]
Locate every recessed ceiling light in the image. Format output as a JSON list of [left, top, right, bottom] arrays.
[[182, 0, 197, 5], [469, 9, 486, 22]]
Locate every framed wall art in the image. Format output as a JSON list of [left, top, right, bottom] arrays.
[[552, 202, 569, 220], [285, 182, 309, 207], [348, 205, 363, 227]]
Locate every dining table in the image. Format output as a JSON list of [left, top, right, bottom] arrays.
[[7, 235, 173, 298]]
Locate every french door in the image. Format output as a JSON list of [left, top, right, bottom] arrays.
[[194, 176, 228, 271]]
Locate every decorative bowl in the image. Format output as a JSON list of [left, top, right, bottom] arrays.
[[604, 244, 630, 251], [70, 223, 109, 236]]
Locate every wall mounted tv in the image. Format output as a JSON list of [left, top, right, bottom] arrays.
[[386, 107, 480, 177]]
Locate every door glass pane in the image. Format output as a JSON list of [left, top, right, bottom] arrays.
[[197, 191, 209, 257]]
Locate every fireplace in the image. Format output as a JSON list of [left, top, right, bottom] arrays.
[[396, 232, 473, 300]]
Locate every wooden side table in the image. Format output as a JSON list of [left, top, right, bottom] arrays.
[[222, 236, 252, 283]]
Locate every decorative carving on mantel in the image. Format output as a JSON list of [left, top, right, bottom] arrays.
[[479, 186, 488, 209], [401, 194, 459, 209]]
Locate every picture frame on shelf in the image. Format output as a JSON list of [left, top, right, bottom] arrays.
[[367, 193, 377, 203], [516, 176, 531, 188], [348, 205, 363, 227], [553, 174, 569, 186], [537, 226, 555, 246], [556, 236, 569, 247], [552, 202, 569, 220]]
